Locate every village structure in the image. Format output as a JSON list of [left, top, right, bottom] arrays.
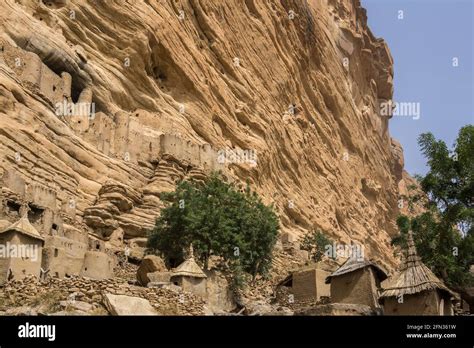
[[0, 165, 461, 315], [325, 256, 387, 311], [379, 231, 457, 315], [168, 246, 207, 298], [277, 267, 330, 304], [0, 142, 464, 316], [0, 214, 44, 283], [0, 138, 117, 285], [277, 237, 460, 315]]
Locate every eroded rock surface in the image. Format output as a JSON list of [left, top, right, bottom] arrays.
[[0, 0, 414, 274]]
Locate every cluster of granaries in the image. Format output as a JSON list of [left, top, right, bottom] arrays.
[[0, 214, 115, 285], [277, 231, 466, 315], [0, 214, 467, 315], [0, 214, 208, 298]]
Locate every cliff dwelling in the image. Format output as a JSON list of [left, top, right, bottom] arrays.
[[0, 0, 469, 329]]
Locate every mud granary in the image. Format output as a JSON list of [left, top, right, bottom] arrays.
[[0, 170, 115, 283], [325, 256, 388, 310], [0, 213, 44, 285], [277, 267, 331, 304], [379, 231, 457, 315]]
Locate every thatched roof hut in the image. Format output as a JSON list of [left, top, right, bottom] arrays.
[[0, 214, 44, 241], [325, 257, 387, 284], [325, 255, 387, 310], [171, 246, 207, 278], [380, 231, 456, 315], [380, 231, 455, 298], [170, 245, 207, 298]]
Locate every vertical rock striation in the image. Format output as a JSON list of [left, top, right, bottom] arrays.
[[0, 0, 412, 271]]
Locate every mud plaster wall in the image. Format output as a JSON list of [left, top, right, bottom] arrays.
[[330, 267, 380, 308], [2, 41, 68, 106], [41, 235, 87, 278], [80, 250, 114, 280], [172, 276, 207, 298], [292, 269, 330, 301], [1, 176, 68, 238], [28, 184, 56, 210], [0, 231, 42, 283], [204, 269, 235, 311], [84, 112, 222, 172], [383, 290, 451, 315]]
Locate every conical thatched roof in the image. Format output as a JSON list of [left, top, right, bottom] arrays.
[[325, 255, 388, 284], [380, 231, 455, 299], [0, 214, 44, 242], [171, 245, 207, 278]]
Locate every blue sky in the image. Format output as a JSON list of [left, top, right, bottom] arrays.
[[362, 0, 473, 176]]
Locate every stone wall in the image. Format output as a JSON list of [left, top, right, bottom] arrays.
[[0, 275, 205, 315]]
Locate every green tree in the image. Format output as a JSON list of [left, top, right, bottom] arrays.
[[300, 229, 333, 262], [393, 125, 474, 287], [147, 173, 279, 282]]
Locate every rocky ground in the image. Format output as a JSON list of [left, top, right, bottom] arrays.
[[0, 248, 318, 316], [1, 248, 468, 316], [0, 274, 206, 316]]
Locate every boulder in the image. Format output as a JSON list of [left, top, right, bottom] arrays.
[[244, 300, 274, 316], [136, 255, 167, 286], [127, 238, 147, 262], [103, 293, 157, 315]]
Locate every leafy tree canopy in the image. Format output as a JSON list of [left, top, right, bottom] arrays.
[[393, 125, 473, 287], [147, 173, 279, 283]]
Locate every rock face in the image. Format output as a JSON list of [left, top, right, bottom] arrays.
[[0, 0, 412, 272]]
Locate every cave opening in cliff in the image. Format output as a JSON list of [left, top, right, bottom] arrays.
[[42, 0, 67, 9], [17, 44, 90, 104], [6, 201, 20, 216], [27, 205, 44, 225], [152, 66, 167, 82], [70, 78, 86, 104]]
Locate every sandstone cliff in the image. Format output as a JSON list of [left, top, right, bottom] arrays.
[[0, 0, 412, 271]]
